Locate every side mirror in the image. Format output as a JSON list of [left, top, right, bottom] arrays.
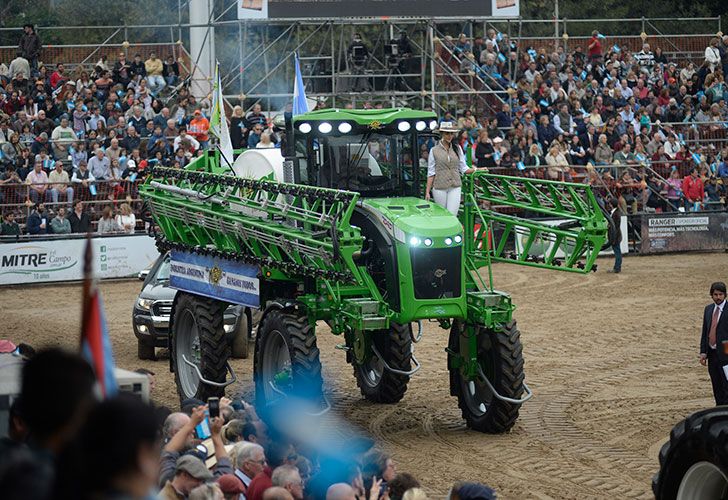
[[138, 269, 150, 281]]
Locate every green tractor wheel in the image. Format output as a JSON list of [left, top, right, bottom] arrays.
[[354, 322, 412, 404], [172, 293, 230, 403], [448, 320, 524, 433], [254, 309, 324, 410]]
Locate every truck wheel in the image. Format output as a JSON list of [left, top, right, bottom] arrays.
[[172, 293, 230, 403], [652, 407, 728, 500], [254, 309, 323, 410], [231, 310, 251, 359], [354, 322, 412, 404], [448, 320, 524, 433], [137, 340, 156, 360]]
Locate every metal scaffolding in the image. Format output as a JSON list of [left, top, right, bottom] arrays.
[[217, 18, 511, 116]]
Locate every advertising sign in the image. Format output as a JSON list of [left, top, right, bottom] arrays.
[[0, 235, 160, 286], [169, 250, 260, 308], [640, 212, 728, 254], [238, 0, 515, 20]]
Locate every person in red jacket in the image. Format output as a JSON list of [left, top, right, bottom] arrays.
[[682, 167, 704, 211], [588, 30, 603, 64], [50, 63, 67, 90], [188, 109, 210, 149]]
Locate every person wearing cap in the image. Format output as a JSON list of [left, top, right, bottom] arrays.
[[159, 454, 215, 500], [425, 122, 483, 215], [218, 473, 246, 500], [18, 24, 40, 75], [188, 110, 210, 149]]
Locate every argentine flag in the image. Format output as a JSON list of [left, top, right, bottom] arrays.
[[210, 62, 234, 168], [293, 52, 309, 116]]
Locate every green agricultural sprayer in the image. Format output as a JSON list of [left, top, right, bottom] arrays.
[[140, 108, 608, 433]]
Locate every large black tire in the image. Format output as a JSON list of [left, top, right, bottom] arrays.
[[137, 339, 155, 360], [231, 310, 251, 359], [254, 309, 323, 410], [448, 320, 524, 433], [353, 322, 412, 404], [652, 407, 728, 500], [172, 293, 230, 403]]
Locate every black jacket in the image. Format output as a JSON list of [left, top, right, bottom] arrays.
[[19, 32, 41, 59], [609, 207, 622, 246], [701, 302, 728, 361], [68, 211, 90, 233], [474, 142, 496, 168]]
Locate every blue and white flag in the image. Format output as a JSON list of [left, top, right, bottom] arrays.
[[293, 53, 309, 116]]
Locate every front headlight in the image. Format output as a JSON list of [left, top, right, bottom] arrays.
[[223, 324, 236, 333], [136, 298, 154, 311]]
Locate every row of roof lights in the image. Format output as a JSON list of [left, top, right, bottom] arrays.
[[297, 120, 438, 135]]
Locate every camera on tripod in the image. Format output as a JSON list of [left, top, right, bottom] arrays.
[[385, 40, 400, 67]]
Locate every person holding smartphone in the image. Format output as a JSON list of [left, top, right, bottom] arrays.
[[158, 404, 233, 488]]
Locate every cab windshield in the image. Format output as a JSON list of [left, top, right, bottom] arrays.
[[296, 132, 419, 197]]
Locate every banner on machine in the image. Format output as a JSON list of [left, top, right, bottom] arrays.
[[169, 250, 260, 308]]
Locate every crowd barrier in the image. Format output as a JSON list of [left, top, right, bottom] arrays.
[[0, 233, 159, 285], [0, 178, 144, 226]]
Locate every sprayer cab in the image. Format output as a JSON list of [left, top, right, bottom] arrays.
[[287, 108, 438, 197]]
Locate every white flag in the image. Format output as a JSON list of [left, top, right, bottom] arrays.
[[210, 62, 234, 169]]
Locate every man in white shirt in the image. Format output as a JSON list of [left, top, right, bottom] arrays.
[[173, 129, 201, 153], [700, 282, 728, 405], [88, 148, 111, 181], [634, 43, 654, 70], [664, 135, 680, 159], [233, 442, 266, 499]]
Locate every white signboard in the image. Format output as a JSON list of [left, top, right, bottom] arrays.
[[238, 0, 268, 19], [492, 0, 519, 17], [0, 236, 160, 285]]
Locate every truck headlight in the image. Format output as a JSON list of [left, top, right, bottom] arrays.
[[136, 298, 154, 311]]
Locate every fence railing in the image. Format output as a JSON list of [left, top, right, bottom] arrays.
[[0, 179, 145, 228]]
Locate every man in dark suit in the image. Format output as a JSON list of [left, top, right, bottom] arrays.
[[700, 282, 728, 405], [606, 197, 622, 274], [579, 124, 598, 162]]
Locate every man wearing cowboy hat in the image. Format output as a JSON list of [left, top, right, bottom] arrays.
[[425, 121, 484, 215], [18, 24, 41, 76]]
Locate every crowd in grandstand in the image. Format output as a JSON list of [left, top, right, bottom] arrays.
[[1, 25, 727, 236], [439, 29, 728, 213], [0, 24, 283, 235], [0, 347, 497, 499]]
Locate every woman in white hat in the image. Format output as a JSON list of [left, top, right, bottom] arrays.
[[425, 121, 484, 215]]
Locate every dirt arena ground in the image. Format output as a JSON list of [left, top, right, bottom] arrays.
[[3, 252, 725, 499]]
